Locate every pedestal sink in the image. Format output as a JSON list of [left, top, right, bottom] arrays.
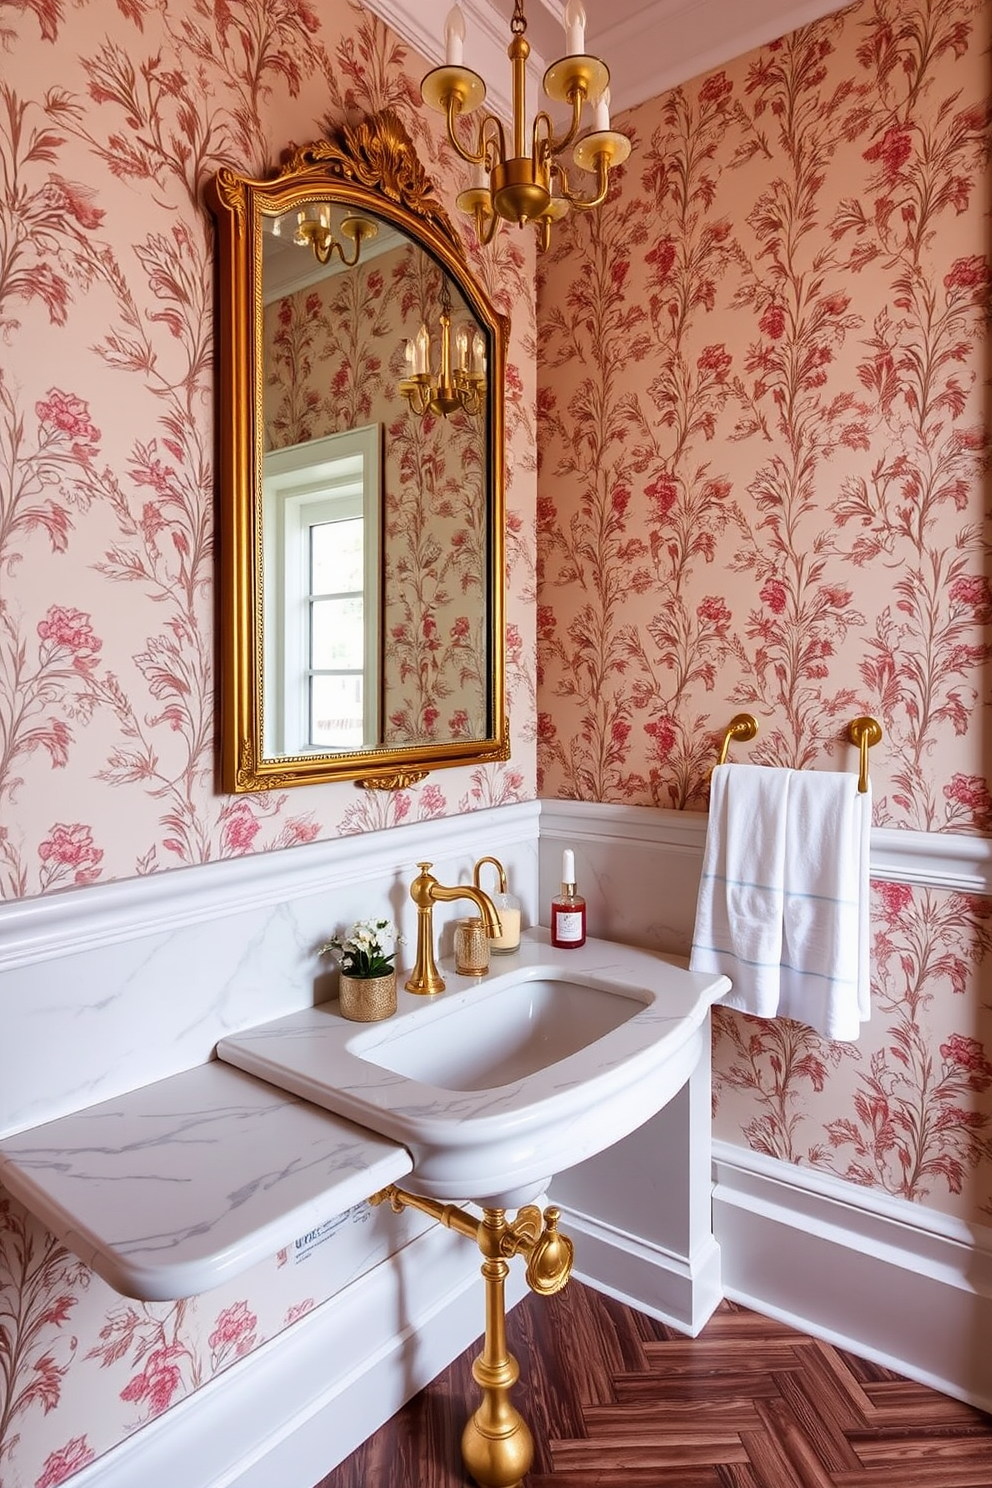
[[217, 930, 729, 1203], [218, 929, 730, 1488]]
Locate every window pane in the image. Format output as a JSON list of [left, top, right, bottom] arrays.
[[312, 517, 363, 594], [311, 674, 364, 749], [311, 596, 364, 669]]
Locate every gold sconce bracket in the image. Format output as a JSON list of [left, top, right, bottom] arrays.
[[293, 210, 378, 266]]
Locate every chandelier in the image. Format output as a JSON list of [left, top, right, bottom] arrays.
[[291, 204, 378, 266], [399, 280, 487, 419], [421, 0, 630, 251]]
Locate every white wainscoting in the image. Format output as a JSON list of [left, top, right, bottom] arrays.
[[68, 1221, 528, 1488], [713, 1142, 992, 1413], [0, 802, 542, 1139], [539, 798, 992, 1410], [0, 803, 540, 1488], [5, 796, 990, 1486]]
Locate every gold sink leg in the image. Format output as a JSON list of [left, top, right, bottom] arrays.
[[370, 1188, 573, 1488]]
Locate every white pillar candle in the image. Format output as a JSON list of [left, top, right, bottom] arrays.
[[564, 0, 586, 55], [444, 4, 465, 65]]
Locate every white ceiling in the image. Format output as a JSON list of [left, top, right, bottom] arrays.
[[366, 0, 850, 118]]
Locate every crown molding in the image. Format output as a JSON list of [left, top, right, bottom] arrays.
[[365, 0, 851, 117]]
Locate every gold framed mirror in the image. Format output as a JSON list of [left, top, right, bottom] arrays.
[[207, 110, 509, 792]]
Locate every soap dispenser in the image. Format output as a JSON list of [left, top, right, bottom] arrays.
[[473, 855, 522, 954]]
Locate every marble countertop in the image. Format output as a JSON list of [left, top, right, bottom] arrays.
[[0, 1060, 412, 1301]]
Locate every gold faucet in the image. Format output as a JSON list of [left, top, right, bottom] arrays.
[[406, 861, 502, 995]]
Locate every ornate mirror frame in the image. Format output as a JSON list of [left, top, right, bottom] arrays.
[[207, 110, 509, 792]]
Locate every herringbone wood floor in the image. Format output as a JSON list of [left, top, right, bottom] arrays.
[[315, 1280, 992, 1487]]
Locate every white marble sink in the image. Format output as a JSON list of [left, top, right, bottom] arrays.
[[358, 972, 645, 1090], [217, 930, 730, 1205]]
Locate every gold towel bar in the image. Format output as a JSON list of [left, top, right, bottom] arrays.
[[717, 713, 759, 766], [716, 712, 882, 794], [848, 715, 882, 794]]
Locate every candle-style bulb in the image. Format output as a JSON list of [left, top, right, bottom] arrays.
[[472, 329, 486, 374], [415, 324, 430, 376], [455, 324, 470, 370], [444, 4, 465, 65], [592, 87, 611, 133], [564, 0, 586, 55]]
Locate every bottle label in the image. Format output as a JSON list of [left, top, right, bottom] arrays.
[[554, 910, 584, 943]]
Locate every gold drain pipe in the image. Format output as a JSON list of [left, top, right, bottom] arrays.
[[370, 1184, 574, 1488]]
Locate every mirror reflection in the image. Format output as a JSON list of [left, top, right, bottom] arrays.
[[261, 205, 490, 755]]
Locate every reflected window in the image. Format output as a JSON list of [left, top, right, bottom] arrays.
[[263, 425, 381, 754]]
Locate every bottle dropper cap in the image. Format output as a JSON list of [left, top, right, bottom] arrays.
[[562, 848, 575, 888]]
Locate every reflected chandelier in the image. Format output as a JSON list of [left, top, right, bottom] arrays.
[[421, 0, 630, 252], [399, 279, 487, 420]]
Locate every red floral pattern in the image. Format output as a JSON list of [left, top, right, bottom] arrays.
[[0, 0, 534, 903], [0, 0, 535, 1478], [33, 1437, 96, 1488], [538, 0, 992, 1232]]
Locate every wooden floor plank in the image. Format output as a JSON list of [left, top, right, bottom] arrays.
[[755, 1397, 836, 1488], [771, 1368, 865, 1471], [314, 1281, 992, 1488]]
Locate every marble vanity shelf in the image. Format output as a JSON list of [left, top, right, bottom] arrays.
[[0, 1061, 412, 1301], [0, 931, 725, 1303]]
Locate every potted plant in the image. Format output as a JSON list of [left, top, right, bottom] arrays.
[[319, 918, 403, 1022]]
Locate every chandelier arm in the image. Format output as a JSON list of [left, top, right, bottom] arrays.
[[541, 93, 584, 158], [401, 381, 431, 417], [472, 200, 503, 246], [480, 114, 506, 168], [557, 152, 611, 211], [443, 96, 500, 167]]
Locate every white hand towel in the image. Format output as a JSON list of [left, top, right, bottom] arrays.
[[777, 770, 872, 1041], [688, 764, 791, 1020], [689, 762, 872, 1041]]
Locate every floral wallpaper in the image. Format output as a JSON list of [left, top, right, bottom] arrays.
[[0, 0, 535, 904], [537, 0, 992, 1226], [264, 241, 490, 744], [0, 1186, 427, 1487], [0, 0, 535, 1481]]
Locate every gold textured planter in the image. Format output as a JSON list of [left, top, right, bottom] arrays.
[[338, 972, 397, 1022]]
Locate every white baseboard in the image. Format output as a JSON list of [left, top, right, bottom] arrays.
[[555, 1201, 723, 1338], [71, 1221, 527, 1488], [712, 1140, 992, 1412]]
